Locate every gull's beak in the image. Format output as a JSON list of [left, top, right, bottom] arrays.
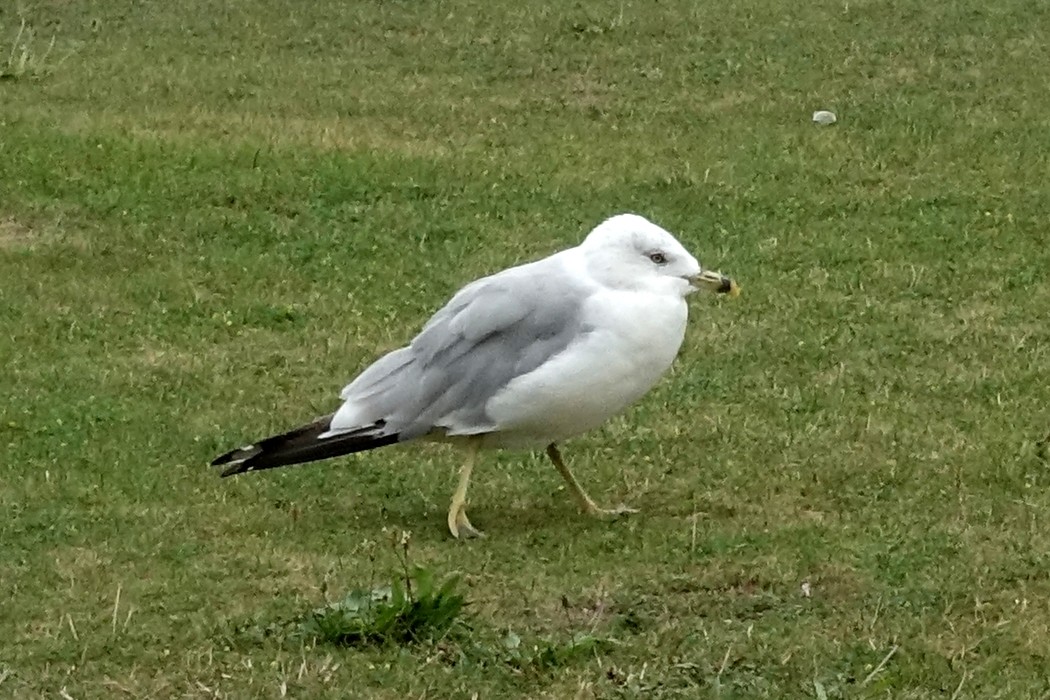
[[690, 269, 741, 297]]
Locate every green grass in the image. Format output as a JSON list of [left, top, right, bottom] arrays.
[[3, 0, 1050, 696]]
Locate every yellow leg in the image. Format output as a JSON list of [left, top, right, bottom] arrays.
[[447, 440, 483, 539], [546, 443, 637, 519]]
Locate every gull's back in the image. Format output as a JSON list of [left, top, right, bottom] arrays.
[[328, 249, 596, 442]]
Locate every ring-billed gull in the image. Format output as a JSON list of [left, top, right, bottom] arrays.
[[212, 213, 739, 538]]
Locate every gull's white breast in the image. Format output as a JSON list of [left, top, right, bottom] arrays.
[[481, 286, 688, 448]]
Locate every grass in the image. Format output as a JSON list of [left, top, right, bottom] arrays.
[[2, 0, 1050, 696], [297, 534, 468, 648], [0, 17, 66, 81]]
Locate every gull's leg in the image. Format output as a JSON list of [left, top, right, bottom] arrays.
[[448, 440, 484, 539], [545, 443, 638, 519]]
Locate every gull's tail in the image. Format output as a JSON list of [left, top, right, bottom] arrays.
[[211, 415, 399, 477]]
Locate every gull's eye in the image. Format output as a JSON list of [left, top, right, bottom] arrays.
[[648, 252, 668, 265]]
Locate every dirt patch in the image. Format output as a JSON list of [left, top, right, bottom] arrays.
[[52, 545, 113, 585], [61, 108, 457, 159], [0, 217, 36, 250], [0, 216, 91, 252], [698, 90, 757, 114]]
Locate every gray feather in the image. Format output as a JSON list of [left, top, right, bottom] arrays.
[[335, 254, 593, 439]]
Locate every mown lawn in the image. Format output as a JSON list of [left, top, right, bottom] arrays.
[[2, 1, 1050, 697]]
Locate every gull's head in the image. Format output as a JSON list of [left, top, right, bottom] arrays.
[[579, 213, 739, 297]]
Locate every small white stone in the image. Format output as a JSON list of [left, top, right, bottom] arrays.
[[812, 110, 837, 125], [801, 581, 812, 597]]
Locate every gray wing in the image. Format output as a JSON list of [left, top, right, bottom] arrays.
[[333, 255, 593, 440]]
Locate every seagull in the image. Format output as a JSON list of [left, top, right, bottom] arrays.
[[212, 213, 739, 538]]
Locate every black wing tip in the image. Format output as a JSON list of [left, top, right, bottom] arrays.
[[211, 445, 254, 467], [211, 444, 262, 476], [211, 452, 234, 467], [218, 461, 251, 477], [209, 427, 400, 477]]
